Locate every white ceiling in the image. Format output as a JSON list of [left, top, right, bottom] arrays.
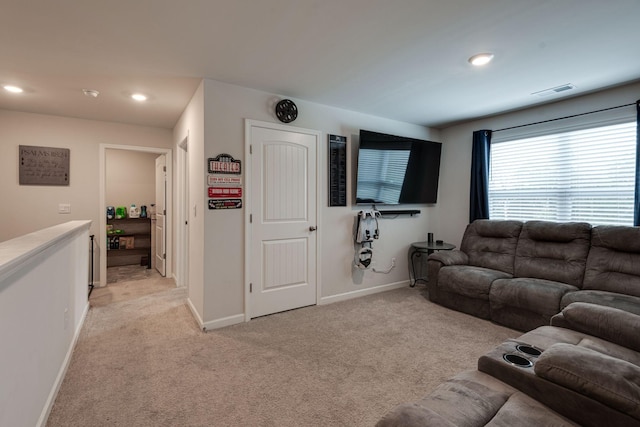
[[1, 0, 639, 129]]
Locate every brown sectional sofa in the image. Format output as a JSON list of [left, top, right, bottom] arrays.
[[377, 220, 640, 426], [377, 303, 640, 426], [427, 219, 640, 331]]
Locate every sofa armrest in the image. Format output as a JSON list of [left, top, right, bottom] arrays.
[[535, 343, 640, 420], [426, 251, 469, 303], [428, 249, 469, 266], [550, 302, 640, 352]]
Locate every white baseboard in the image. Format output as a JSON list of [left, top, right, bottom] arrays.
[[186, 297, 205, 329], [186, 298, 244, 331], [202, 314, 245, 331], [319, 281, 409, 305], [38, 301, 90, 427]]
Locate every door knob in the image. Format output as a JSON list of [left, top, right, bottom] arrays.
[[309, 226, 317, 231]]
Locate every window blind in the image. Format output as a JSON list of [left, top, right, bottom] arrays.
[[357, 149, 410, 204], [489, 121, 637, 226]]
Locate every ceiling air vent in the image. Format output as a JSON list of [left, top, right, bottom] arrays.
[[532, 84, 576, 97]]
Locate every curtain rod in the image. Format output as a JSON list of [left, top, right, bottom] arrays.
[[493, 100, 638, 133]]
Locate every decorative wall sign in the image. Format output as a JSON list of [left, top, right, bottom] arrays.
[[19, 145, 70, 186], [208, 175, 242, 185], [208, 153, 241, 174], [208, 199, 242, 210], [208, 187, 243, 198], [328, 135, 347, 206]]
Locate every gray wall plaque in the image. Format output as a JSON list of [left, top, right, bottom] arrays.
[[19, 145, 70, 186]]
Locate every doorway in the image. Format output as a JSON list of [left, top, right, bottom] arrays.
[[244, 120, 321, 319], [99, 144, 173, 288]]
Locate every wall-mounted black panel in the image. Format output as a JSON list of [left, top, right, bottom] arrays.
[[328, 134, 347, 206]]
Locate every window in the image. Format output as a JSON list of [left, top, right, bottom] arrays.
[[489, 121, 637, 226]]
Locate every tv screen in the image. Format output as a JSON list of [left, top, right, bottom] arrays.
[[356, 130, 442, 205]]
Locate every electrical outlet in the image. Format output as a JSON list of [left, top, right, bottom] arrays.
[[58, 203, 71, 214]]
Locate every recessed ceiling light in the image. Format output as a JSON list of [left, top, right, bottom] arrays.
[[3, 85, 24, 93], [131, 93, 147, 102], [468, 53, 494, 66], [82, 89, 100, 98]]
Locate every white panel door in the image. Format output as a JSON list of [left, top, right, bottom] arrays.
[[250, 125, 318, 318], [155, 154, 166, 276]]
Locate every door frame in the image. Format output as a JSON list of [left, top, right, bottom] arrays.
[[176, 135, 189, 288], [99, 144, 173, 287], [243, 119, 322, 321]]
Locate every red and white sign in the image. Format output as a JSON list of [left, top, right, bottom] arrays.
[[209, 161, 240, 173], [208, 154, 241, 174], [208, 187, 242, 198]]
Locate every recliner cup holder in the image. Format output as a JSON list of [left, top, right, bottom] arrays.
[[502, 353, 533, 367], [516, 344, 542, 357]]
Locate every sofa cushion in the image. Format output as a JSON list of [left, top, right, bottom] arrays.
[[552, 302, 640, 353], [561, 290, 640, 316], [535, 343, 640, 420], [376, 370, 578, 427], [438, 266, 511, 299], [514, 221, 591, 286], [490, 278, 578, 316], [376, 403, 456, 427], [583, 225, 640, 297], [460, 220, 523, 275], [484, 392, 579, 426]]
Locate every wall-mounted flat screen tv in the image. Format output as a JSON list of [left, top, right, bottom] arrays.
[[355, 130, 442, 205]]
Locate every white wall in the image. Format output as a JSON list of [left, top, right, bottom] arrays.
[[173, 82, 205, 319], [437, 81, 640, 247], [0, 221, 90, 427], [106, 149, 158, 210], [182, 79, 440, 327], [0, 110, 173, 285]]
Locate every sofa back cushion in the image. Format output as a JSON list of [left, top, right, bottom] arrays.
[[460, 220, 523, 274], [514, 221, 592, 286], [583, 225, 640, 297]]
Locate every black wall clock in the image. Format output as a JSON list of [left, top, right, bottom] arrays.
[[275, 99, 298, 123]]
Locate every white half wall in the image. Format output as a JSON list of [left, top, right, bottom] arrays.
[[0, 221, 91, 427]]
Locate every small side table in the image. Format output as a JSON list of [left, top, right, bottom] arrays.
[[410, 241, 456, 287]]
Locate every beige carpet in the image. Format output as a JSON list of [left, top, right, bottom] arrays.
[[94, 269, 176, 307], [47, 284, 517, 426]]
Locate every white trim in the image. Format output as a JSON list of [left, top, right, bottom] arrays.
[[186, 297, 204, 330], [202, 314, 245, 331], [243, 121, 251, 322], [187, 298, 244, 331], [244, 119, 322, 321], [99, 144, 173, 287], [176, 135, 189, 288], [37, 301, 89, 427], [319, 281, 408, 305]]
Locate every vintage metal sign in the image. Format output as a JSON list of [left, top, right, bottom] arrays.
[[208, 187, 242, 198], [207, 153, 241, 174], [208, 199, 242, 210], [208, 175, 242, 185]]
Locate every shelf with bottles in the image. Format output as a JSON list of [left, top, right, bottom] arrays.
[[106, 217, 151, 267]]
